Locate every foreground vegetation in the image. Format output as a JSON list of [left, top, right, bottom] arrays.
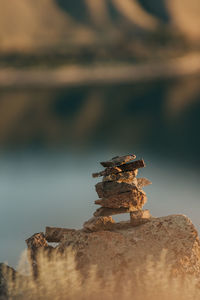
[[3, 249, 200, 300]]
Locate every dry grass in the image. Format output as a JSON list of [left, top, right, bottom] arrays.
[[3, 249, 200, 300]]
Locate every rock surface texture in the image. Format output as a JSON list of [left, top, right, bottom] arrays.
[[59, 215, 200, 276], [83, 216, 115, 232]]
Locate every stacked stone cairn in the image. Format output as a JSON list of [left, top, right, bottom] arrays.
[[83, 154, 152, 232]]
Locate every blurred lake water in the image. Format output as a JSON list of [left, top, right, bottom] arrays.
[[0, 76, 200, 267]]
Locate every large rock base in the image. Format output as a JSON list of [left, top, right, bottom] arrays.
[[59, 215, 200, 276]]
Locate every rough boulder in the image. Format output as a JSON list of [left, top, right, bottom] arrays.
[[58, 214, 200, 276]]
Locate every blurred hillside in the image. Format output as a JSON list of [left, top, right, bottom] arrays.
[[0, 0, 199, 67]]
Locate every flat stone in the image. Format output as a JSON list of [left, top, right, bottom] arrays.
[[100, 154, 136, 167], [92, 160, 145, 178], [83, 216, 115, 232], [120, 159, 145, 172], [103, 170, 138, 183], [45, 227, 76, 243], [93, 207, 135, 217], [92, 166, 122, 178], [137, 178, 152, 189], [95, 189, 147, 209], [95, 181, 137, 198], [130, 209, 151, 226]]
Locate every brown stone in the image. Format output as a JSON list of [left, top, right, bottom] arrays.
[[120, 159, 145, 172], [26, 232, 49, 249], [92, 166, 122, 178], [83, 216, 115, 232], [95, 189, 147, 209], [95, 181, 137, 198], [93, 206, 135, 217], [137, 178, 152, 189], [130, 209, 151, 226], [100, 154, 136, 167], [58, 215, 200, 277], [103, 170, 138, 183], [45, 227, 76, 243], [92, 160, 145, 178], [26, 233, 53, 278]]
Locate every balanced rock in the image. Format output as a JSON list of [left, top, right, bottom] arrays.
[[92, 159, 145, 178], [83, 216, 115, 232], [92, 166, 122, 178], [103, 170, 138, 183], [100, 154, 136, 167], [130, 209, 151, 226], [95, 189, 147, 209], [95, 181, 137, 198], [119, 159, 145, 172], [59, 215, 200, 277]]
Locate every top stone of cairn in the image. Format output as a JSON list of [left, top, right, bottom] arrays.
[[92, 159, 145, 178], [100, 154, 136, 168]]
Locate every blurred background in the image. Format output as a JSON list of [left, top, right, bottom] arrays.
[[0, 0, 200, 268]]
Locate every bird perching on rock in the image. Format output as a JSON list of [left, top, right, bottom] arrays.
[[83, 154, 152, 232]]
